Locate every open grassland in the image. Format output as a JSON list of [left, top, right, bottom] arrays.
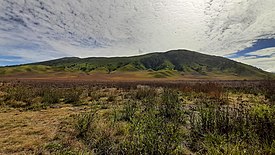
[[0, 79, 275, 154], [0, 68, 268, 82]]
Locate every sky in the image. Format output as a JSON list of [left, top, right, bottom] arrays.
[[0, 0, 275, 72]]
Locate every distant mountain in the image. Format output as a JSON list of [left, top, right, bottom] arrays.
[[1, 50, 274, 79]]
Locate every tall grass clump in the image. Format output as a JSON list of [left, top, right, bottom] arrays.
[[73, 89, 187, 154], [192, 82, 225, 100], [4, 86, 34, 108], [261, 80, 275, 104], [74, 110, 121, 154], [4, 86, 32, 102], [124, 89, 186, 154], [159, 89, 185, 123], [189, 102, 275, 154], [135, 86, 157, 100], [64, 88, 82, 106], [42, 88, 60, 105], [75, 111, 95, 138], [120, 101, 137, 122]]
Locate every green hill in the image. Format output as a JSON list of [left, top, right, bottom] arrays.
[[1, 50, 274, 79], [0, 65, 59, 75]]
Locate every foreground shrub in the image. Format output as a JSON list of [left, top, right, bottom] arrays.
[[120, 101, 137, 122], [64, 89, 82, 106], [74, 89, 186, 154], [42, 88, 60, 104], [261, 80, 275, 104], [135, 87, 157, 100], [75, 110, 121, 154], [160, 89, 184, 123], [4, 86, 33, 104], [192, 82, 224, 100], [189, 103, 275, 154], [75, 112, 94, 138]]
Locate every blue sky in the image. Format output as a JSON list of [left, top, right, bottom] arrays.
[[0, 0, 275, 72], [228, 39, 275, 72], [0, 55, 27, 66], [229, 39, 275, 58]]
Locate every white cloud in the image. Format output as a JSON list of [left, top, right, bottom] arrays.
[[202, 0, 275, 55], [0, 0, 274, 71], [248, 48, 275, 56], [233, 47, 275, 72]]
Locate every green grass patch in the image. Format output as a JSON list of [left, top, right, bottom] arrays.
[[148, 69, 179, 78]]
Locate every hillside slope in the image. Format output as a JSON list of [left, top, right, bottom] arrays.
[[1, 50, 273, 79]]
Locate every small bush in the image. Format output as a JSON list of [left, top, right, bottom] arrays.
[[42, 88, 60, 104], [120, 101, 137, 122], [160, 89, 184, 123], [193, 82, 224, 100], [4, 86, 33, 103], [73, 89, 186, 154], [135, 87, 157, 100], [107, 95, 116, 102], [64, 89, 82, 106], [122, 89, 185, 154], [261, 80, 275, 104], [189, 102, 275, 154], [75, 110, 120, 154], [44, 142, 64, 153], [75, 112, 94, 138]]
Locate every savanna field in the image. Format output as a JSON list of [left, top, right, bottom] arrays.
[[0, 79, 274, 154], [1, 0, 275, 154]]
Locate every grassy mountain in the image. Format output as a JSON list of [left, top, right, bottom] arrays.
[[1, 50, 273, 79]]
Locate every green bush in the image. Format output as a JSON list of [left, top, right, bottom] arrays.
[[121, 89, 185, 154], [135, 87, 157, 100], [73, 89, 186, 154], [75, 110, 120, 154], [189, 102, 275, 154], [121, 101, 137, 122], [42, 88, 60, 104], [5, 86, 33, 103], [75, 112, 94, 138], [159, 89, 184, 123], [64, 89, 82, 106]]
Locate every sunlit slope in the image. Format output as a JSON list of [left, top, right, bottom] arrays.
[[1, 50, 274, 79]]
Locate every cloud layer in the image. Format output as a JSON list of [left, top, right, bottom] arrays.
[[0, 0, 275, 71], [233, 47, 275, 72]]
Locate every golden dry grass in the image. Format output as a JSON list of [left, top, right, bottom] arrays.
[[0, 71, 255, 82], [0, 105, 89, 154], [0, 80, 272, 154]]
